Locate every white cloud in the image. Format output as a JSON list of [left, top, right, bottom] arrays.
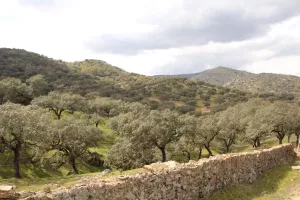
[[243, 56, 300, 76], [0, 0, 300, 76]]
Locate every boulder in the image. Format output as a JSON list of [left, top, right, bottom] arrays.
[[0, 185, 19, 199]]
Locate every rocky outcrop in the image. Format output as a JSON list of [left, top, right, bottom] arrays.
[[0, 185, 19, 199], [23, 144, 296, 200]]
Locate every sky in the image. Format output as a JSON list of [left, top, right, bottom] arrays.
[[1, 0, 300, 76]]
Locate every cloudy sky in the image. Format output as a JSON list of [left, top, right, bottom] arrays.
[[1, 0, 300, 76]]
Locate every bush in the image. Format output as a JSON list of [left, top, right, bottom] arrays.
[[175, 105, 195, 114]]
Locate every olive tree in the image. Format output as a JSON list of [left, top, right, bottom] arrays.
[[242, 100, 269, 148], [42, 118, 102, 174], [0, 103, 52, 178], [217, 104, 247, 152], [177, 114, 219, 160], [137, 110, 183, 162], [88, 97, 122, 118], [0, 78, 32, 105], [177, 116, 200, 161], [105, 138, 156, 170], [199, 114, 220, 157], [32, 91, 86, 119], [111, 109, 183, 163], [258, 102, 294, 144], [289, 105, 300, 146], [26, 74, 50, 98]]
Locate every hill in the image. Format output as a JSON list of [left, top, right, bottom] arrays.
[[158, 66, 300, 99], [225, 73, 300, 97], [0, 48, 250, 113], [0, 48, 124, 96], [155, 67, 252, 85], [190, 66, 252, 85]]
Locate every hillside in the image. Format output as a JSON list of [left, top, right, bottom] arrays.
[[0, 48, 250, 113], [225, 73, 300, 97], [190, 66, 252, 85], [158, 66, 300, 99], [156, 67, 252, 85], [0, 48, 124, 96]]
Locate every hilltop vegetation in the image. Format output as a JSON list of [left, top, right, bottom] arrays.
[[225, 73, 300, 98], [0, 48, 252, 114], [188, 66, 252, 86], [160, 66, 300, 99]]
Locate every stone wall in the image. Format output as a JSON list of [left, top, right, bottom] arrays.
[[25, 144, 296, 200]]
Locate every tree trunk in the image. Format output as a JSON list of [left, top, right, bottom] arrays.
[[159, 146, 166, 162], [52, 109, 61, 119], [183, 151, 191, 161], [279, 137, 283, 145], [204, 145, 213, 158], [297, 135, 299, 146], [288, 134, 291, 143], [57, 109, 64, 120], [256, 138, 261, 147], [70, 156, 79, 174], [225, 144, 230, 153], [252, 141, 256, 148], [198, 148, 202, 160], [13, 148, 21, 178]]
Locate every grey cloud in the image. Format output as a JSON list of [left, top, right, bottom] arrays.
[[152, 36, 300, 75], [86, 9, 266, 55], [153, 51, 252, 75], [86, 0, 300, 55]]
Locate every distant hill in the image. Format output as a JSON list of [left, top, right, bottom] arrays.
[[225, 73, 300, 97], [157, 66, 300, 99], [189, 67, 252, 85], [155, 67, 252, 85]]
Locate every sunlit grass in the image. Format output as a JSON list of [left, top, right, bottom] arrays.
[[206, 164, 300, 200]]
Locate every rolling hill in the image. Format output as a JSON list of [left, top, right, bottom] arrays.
[[188, 66, 252, 85], [155, 67, 252, 85], [0, 48, 251, 113], [225, 73, 300, 97], [158, 66, 300, 99]]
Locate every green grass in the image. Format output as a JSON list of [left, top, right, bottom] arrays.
[[171, 148, 219, 163], [205, 163, 300, 200], [0, 161, 102, 192]]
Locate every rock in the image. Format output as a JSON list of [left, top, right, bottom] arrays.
[[75, 183, 86, 187], [43, 187, 51, 194], [19, 191, 36, 198], [0, 185, 19, 199], [117, 176, 129, 180], [53, 184, 61, 188], [101, 169, 112, 175], [292, 166, 300, 170]]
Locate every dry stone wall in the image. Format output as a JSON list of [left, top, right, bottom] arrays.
[[25, 144, 296, 200]]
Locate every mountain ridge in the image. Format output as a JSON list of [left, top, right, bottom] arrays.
[[156, 66, 300, 98]]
